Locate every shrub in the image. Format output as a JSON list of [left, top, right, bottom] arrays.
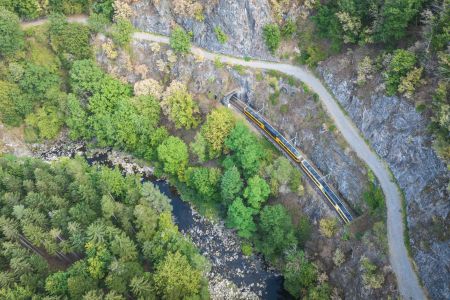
[[263, 23, 281, 53], [363, 182, 385, 213], [0, 8, 24, 57], [50, 21, 92, 65], [360, 257, 385, 289], [241, 243, 253, 256], [161, 81, 199, 129], [170, 27, 191, 54], [319, 218, 338, 238], [281, 19, 296, 38], [385, 49, 417, 95], [398, 67, 423, 99], [110, 19, 134, 47], [357, 56, 374, 85], [333, 248, 345, 267], [25, 105, 63, 140], [214, 26, 228, 44]]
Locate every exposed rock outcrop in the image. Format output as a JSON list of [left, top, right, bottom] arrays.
[[131, 0, 274, 59], [318, 59, 450, 300]]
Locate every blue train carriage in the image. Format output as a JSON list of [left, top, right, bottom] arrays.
[[243, 106, 302, 162], [300, 160, 353, 224]]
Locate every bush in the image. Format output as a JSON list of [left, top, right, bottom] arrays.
[[241, 243, 252, 256], [263, 23, 281, 53], [0, 80, 28, 126], [25, 105, 63, 140], [385, 49, 417, 95], [214, 26, 228, 44], [110, 19, 134, 47], [281, 19, 296, 38], [360, 256, 385, 289], [0, 8, 24, 57], [319, 218, 338, 238], [363, 182, 385, 213], [170, 27, 191, 54], [49, 19, 92, 65]]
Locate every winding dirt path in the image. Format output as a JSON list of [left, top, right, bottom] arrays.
[[21, 16, 426, 300]]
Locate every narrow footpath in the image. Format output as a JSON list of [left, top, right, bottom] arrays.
[[22, 17, 427, 300]]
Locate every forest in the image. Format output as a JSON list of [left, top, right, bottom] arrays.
[[0, 155, 209, 299]]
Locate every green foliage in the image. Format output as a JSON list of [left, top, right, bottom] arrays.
[[170, 27, 191, 54], [92, 0, 115, 20], [157, 136, 189, 179], [220, 165, 244, 205], [161, 81, 199, 129], [263, 23, 281, 53], [281, 19, 296, 38], [88, 13, 111, 33], [430, 4, 450, 51], [201, 108, 236, 158], [190, 132, 208, 162], [283, 250, 317, 298], [430, 81, 450, 166], [110, 19, 133, 47], [360, 256, 385, 289], [363, 182, 385, 213], [186, 167, 221, 198], [297, 216, 312, 246], [374, 0, 422, 43], [226, 198, 256, 239], [313, 4, 343, 51], [0, 155, 208, 298], [0, 8, 24, 57], [154, 251, 203, 299], [241, 242, 253, 256], [0, 80, 28, 126], [25, 105, 64, 140], [19, 63, 61, 102], [257, 204, 297, 261], [297, 45, 326, 67], [12, 0, 40, 19], [306, 283, 331, 300], [385, 49, 417, 95], [265, 156, 302, 195], [319, 218, 338, 238], [243, 175, 270, 210], [49, 14, 92, 65], [225, 122, 265, 178], [214, 26, 228, 44]]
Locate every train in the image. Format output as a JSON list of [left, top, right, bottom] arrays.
[[242, 102, 353, 224]]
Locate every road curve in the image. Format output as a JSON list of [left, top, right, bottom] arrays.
[[22, 17, 426, 299]]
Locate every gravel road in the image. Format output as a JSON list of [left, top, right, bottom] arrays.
[[21, 17, 427, 300]]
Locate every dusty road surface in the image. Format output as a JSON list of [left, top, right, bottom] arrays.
[[20, 16, 426, 300]]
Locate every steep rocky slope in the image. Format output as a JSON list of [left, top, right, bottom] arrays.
[[131, 0, 275, 60], [318, 52, 449, 300]]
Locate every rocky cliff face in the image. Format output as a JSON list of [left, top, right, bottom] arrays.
[[318, 57, 450, 300], [131, 0, 274, 59]]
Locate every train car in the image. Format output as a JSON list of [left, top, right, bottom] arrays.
[[243, 106, 302, 162], [301, 160, 353, 224], [242, 101, 353, 224]]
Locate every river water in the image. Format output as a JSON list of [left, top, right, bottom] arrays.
[[51, 147, 288, 299]]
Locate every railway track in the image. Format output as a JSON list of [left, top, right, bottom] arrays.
[[223, 91, 354, 224]]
